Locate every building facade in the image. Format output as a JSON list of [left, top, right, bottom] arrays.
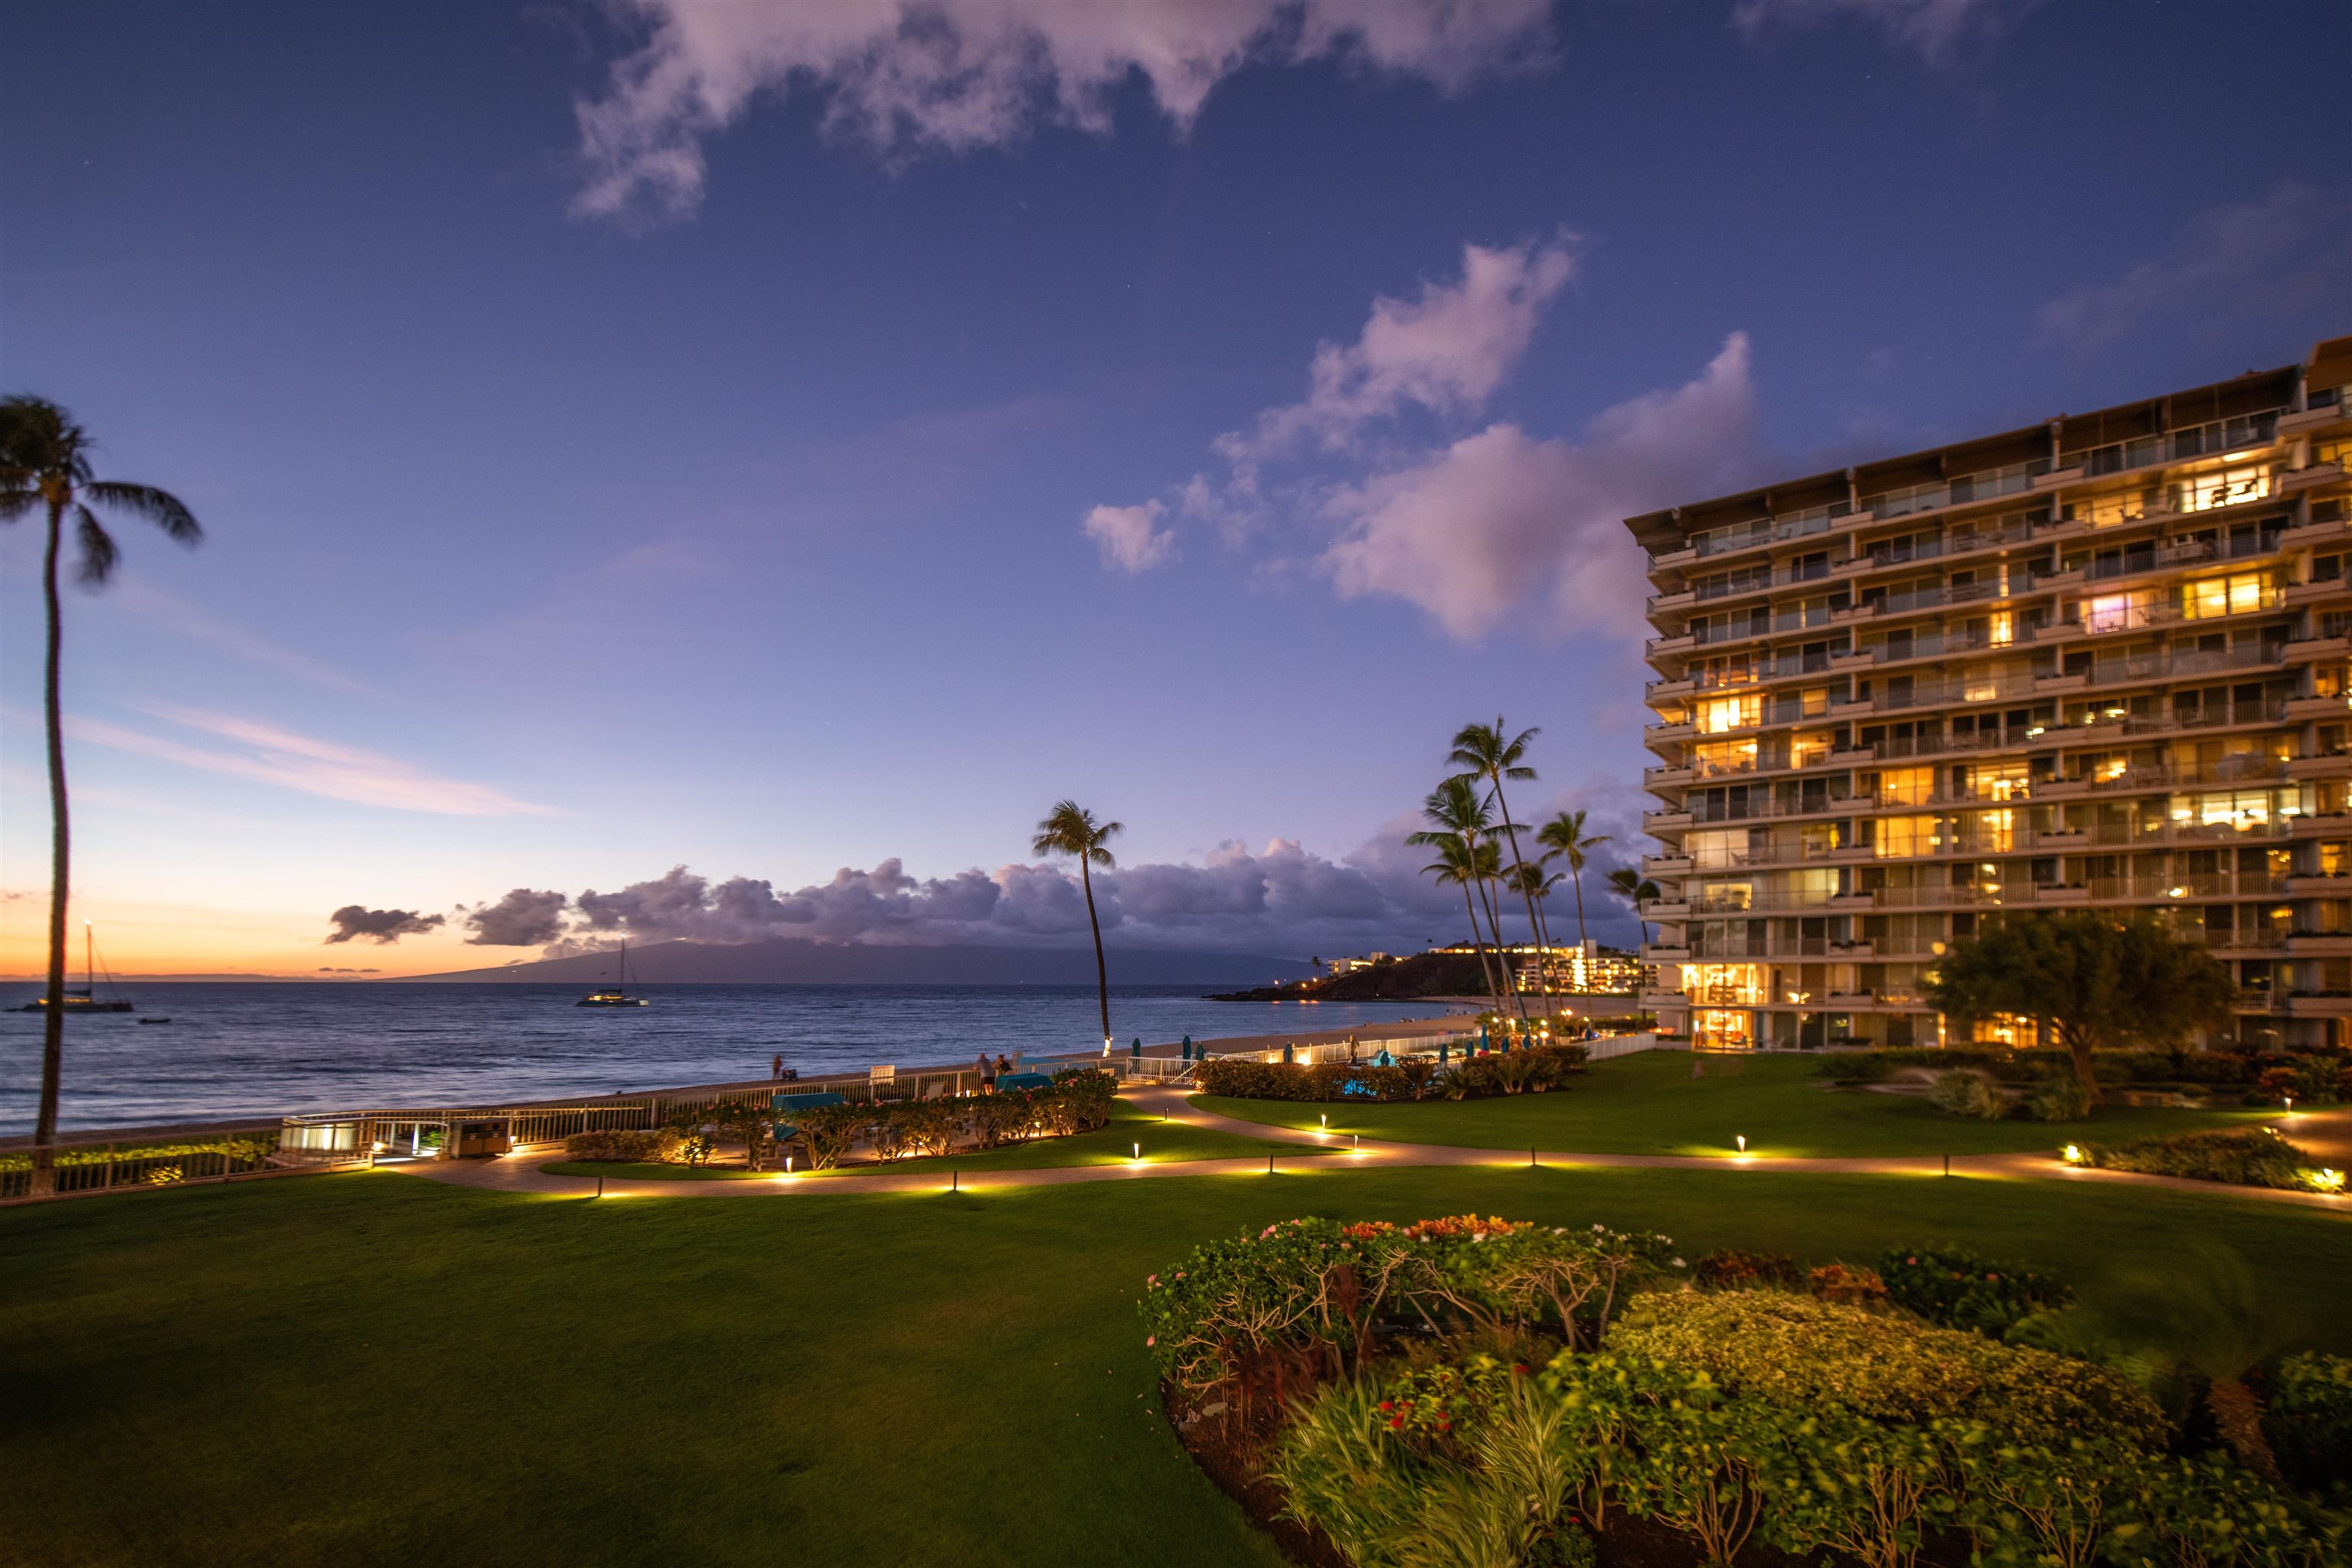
[[1628, 337, 2352, 1052]]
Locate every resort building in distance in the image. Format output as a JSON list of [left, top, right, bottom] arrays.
[[1630, 335, 2352, 1054]]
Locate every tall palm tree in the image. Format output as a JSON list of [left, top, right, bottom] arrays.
[[1510, 860, 1566, 995], [1419, 837, 1504, 1010], [1031, 800, 1122, 1053], [1408, 776, 1524, 1018], [1448, 719, 1553, 1012], [1, 398, 201, 1193], [1608, 867, 1662, 948], [1537, 809, 1614, 952]]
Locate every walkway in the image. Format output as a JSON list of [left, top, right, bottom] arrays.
[[389, 1085, 2352, 1214]]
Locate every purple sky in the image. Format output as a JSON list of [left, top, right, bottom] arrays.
[[4, 0, 2350, 975]]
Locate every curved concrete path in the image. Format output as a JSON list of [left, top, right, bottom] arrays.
[[388, 1084, 2350, 1214]]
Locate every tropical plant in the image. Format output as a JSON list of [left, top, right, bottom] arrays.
[[1607, 866, 1660, 947], [1449, 719, 1553, 1011], [1876, 1244, 2071, 1338], [1031, 800, 1123, 1050], [1929, 1069, 2009, 1119], [2266, 1352, 2352, 1496], [1, 397, 203, 1194], [2077, 1128, 2316, 1191], [1536, 809, 1613, 955], [1922, 912, 2236, 1104], [1410, 776, 1510, 1011]]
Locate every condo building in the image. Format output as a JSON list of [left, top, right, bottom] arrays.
[[1628, 336, 2352, 1053]]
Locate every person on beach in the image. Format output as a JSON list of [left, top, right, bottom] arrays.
[[995, 1052, 1012, 1079], [771, 1054, 783, 1081], [978, 1050, 996, 1093]]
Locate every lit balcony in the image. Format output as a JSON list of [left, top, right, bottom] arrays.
[[2286, 874, 2352, 896], [1640, 945, 1692, 965]]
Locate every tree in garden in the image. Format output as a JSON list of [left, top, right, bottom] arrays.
[[1, 397, 203, 1194], [1922, 912, 2236, 1103], [1608, 867, 1661, 947], [1409, 775, 1520, 1014], [1032, 800, 1122, 1051], [1448, 719, 1553, 1011], [1419, 835, 1504, 1011]]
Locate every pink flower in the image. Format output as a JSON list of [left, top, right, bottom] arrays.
[[1147, 1275, 1158, 1287], [1145, 1335, 1155, 1347]]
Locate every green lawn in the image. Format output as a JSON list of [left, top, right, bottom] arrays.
[[538, 1100, 1317, 1181], [1194, 1050, 2271, 1158], [5, 1161, 2348, 1567]]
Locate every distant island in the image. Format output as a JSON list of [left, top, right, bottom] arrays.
[[1211, 949, 1496, 1001], [398, 938, 1318, 988]]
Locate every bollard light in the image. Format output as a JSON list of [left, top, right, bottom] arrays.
[[1735, 1134, 1746, 1154], [1133, 1142, 1141, 1160], [1320, 1113, 1328, 1129], [785, 1155, 794, 1174]]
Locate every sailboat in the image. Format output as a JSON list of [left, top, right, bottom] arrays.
[[576, 939, 649, 1008], [15, 921, 135, 1013]]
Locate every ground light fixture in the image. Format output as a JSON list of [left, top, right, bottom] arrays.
[[2063, 1143, 2085, 1164], [1132, 1142, 1141, 1161], [1735, 1134, 1746, 1154]]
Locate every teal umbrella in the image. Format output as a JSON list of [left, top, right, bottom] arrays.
[[1282, 1041, 1295, 1065], [1439, 1040, 1451, 1066], [1181, 1034, 1193, 1061], [1479, 1023, 1489, 1054], [1130, 1037, 1142, 1060]]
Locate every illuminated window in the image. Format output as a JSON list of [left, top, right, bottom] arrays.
[[1790, 730, 1833, 767], [1960, 666, 2010, 702], [1691, 1009, 1755, 1049], [1968, 808, 2015, 854], [1698, 692, 1762, 733], [1680, 964, 1765, 1007], [2178, 462, 2272, 513], [2083, 590, 2156, 632], [2177, 789, 2279, 829], [1799, 822, 1843, 858], [1987, 611, 2014, 645], [1877, 815, 1941, 857], [2321, 842, 2349, 877], [1967, 761, 2030, 800], [1880, 766, 1936, 806], [1971, 1013, 2040, 1047], [1694, 881, 1754, 912], [1687, 829, 1746, 869], [2181, 572, 2273, 619], [1694, 738, 1759, 776]]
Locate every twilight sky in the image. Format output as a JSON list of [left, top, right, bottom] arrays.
[[4, 0, 2350, 976]]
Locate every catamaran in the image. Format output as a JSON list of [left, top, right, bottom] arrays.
[[577, 939, 649, 1008], [15, 921, 135, 1013]]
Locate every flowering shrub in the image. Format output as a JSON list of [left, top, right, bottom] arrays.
[[1877, 1244, 2069, 1336], [1929, 1068, 2009, 1119], [1138, 1214, 1677, 1401], [1806, 1261, 1889, 1307], [562, 1129, 684, 1163], [1691, 1248, 1802, 1292], [2078, 1127, 2317, 1191]]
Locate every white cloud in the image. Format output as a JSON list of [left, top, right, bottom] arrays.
[[100, 577, 383, 698], [1219, 230, 1580, 460], [1731, 0, 2029, 63], [575, 0, 1553, 223], [1082, 500, 1176, 573], [2037, 181, 2352, 354], [64, 707, 557, 817], [1321, 333, 1767, 641]]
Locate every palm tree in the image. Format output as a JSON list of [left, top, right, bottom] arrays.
[[0, 398, 201, 1194], [1608, 867, 1662, 948], [1537, 809, 1614, 952], [1510, 861, 1567, 995], [1418, 835, 1504, 1010], [1031, 800, 1122, 1053], [1407, 776, 1523, 1017], [1449, 719, 1553, 1012]]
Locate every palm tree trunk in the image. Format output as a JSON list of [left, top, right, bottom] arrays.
[[1570, 864, 1590, 949], [1474, 868, 1527, 1021], [1490, 780, 1553, 1017], [1460, 883, 1503, 1010], [1080, 858, 1109, 1051], [35, 497, 69, 1196]]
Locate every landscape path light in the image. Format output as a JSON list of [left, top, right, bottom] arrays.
[[1735, 1134, 1746, 1154]]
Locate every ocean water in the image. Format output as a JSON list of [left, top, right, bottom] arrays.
[[0, 982, 1459, 1135]]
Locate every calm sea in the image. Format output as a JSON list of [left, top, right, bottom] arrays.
[[0, 982, 1458, 1135]]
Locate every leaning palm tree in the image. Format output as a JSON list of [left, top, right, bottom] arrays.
[[1419, 836, 1504, 1011], [1509, 861, 1566, 987], [1031, 801, 1122, 1053], [1408, 776, 1524, 1017], [1, 398, 201, 1194], [1608, 866, 1662, 948], [1537, 809, 1614, 952], [1448, 719, 1553, 1012]]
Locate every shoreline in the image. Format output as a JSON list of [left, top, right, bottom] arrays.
[[1, 1009, 1478, 1150]]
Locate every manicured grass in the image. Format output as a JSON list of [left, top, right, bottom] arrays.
[[5, 1160, 2347, 1567], [539, 1101, 1316, 1182], [1195, 1050, 2272, 1158]]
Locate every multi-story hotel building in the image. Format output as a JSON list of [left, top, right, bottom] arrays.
[[1628, 336, 2352, 1053]]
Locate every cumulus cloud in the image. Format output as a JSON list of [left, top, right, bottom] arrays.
[[2037, 181, 2352, 354], [459, 888, 572, 946], [446, 820, 1651, 962], [1730, 0, 2030, 63], [1220, 231, 1579, 462], [575, 0, 1552, 223], [324, 905, 446, 945], [1320, 333, 1767, 641], [1082, 501, 1177, 573]]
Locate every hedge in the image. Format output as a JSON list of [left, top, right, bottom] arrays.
[[2078, 1128, 2321, 1191], [1192, 1042, 1588, 1102], [561, 1129, 684, 1163]]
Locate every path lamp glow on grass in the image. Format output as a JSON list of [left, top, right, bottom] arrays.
[[2309, 1168, 2344, 1194], [2063, 1143, 2085, 1165]]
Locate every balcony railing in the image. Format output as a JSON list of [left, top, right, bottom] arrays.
[[1864, 459, 2050, 521], [2066, 411, 2282, 479]]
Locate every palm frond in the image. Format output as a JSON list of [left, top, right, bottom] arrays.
[[86, 480, 202, 545], [0, 488, 38, 524], [73, 505, 119, 586]]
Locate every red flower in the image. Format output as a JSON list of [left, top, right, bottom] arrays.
[[1389, 1417, 1405, 1430]]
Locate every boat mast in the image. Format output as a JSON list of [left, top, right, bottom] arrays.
[[84, 920, 93, 994]]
